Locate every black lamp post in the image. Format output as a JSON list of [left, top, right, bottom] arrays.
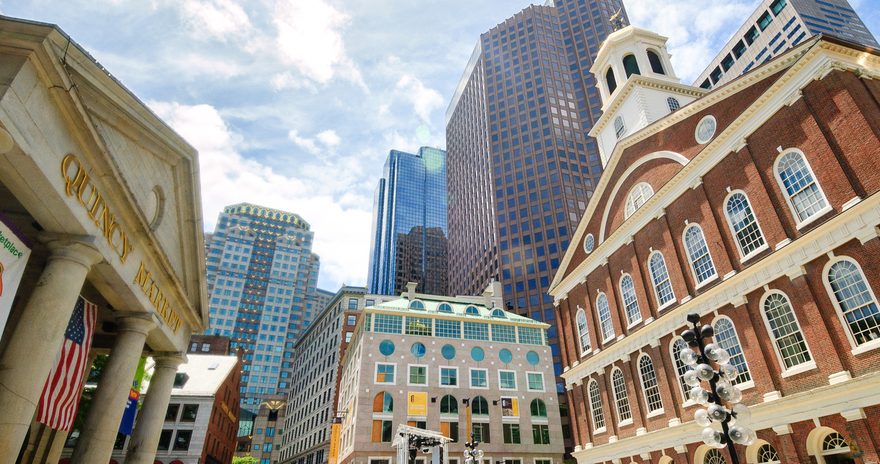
[[462, 398, 484, 464], [680, 313, 756, 464]]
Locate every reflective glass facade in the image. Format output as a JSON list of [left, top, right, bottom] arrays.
[[367, 147, 449, 296], [204, 203, 323, 413]]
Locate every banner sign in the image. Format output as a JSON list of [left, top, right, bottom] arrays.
[[328, 422, 341, 464], [119, 357, 147, 435], [407, 392, 428, 416], [0, 218, 30, 342]]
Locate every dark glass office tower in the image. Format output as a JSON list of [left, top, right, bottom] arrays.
[[446, 0, 628, 445], [367, 147, 448, 296], [204, 203, 321, 412]]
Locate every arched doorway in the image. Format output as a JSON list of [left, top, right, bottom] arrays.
[[806, 427, 857, 464]]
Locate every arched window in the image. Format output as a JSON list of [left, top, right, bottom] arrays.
[[704, 449, 727, 464], [373, 392, 393, 413], [670, 338, 691, 397], [822, 432, 850, 456], [611, 368, 632, 422], [623, 54, 640, 77], [409, 300, 425, 310], [761, 291, 812, 369], [596, 293, 615, 342], [713, 317, 752, 385], [647, 50, 665, 74], [576, 308, 591, 355], [619, 275, 642, 326], [438, 303, 453, 313], [725, 192, 766, 258], [757, 443, 781, 463], [667, 97, 680, 112], [471, 396, 489, 415], [465, 306, 480, 316], [638, 354, 663, 413], [440, 395, 458, 414], [826, 259, 880, 347], [774, 150, 828, 223], [614, 116, 626, 139], [624, 183, 654, 219], [649, 252, 676, 307], [684, 224, 718, 285], [530, 398, 547, 417], [606, 67, 618, 94], [491, 308, 506, 318], [587, 379, 605, 430]]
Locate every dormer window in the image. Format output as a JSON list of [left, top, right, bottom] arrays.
[[647, 50, 665, 75], [491, 308, 506, 318], [606, 67, 618, 94], [438, 303, 453, 313], [465, 306, 480, 316], [623, 54, 640, 78], [409, 300, 425, 310], [614, 116, 626, 139]]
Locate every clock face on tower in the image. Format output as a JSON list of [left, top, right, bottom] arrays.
[[695, 115, 717, 144]]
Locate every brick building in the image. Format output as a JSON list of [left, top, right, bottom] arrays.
[[548, 25, 880, 464]]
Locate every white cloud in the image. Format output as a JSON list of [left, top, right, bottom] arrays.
[[395, 74, 444, 123], [316, 129, 341, 148], [270, 72, 318, 92], [288, 129, 320, 154], [150, 100, 370, 289], [288, 128, 342, 154], [180, 0, 253, 41], [272, 0, 366, 89]]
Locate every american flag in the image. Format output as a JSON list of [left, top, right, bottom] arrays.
[[36, 297, 97, 431]]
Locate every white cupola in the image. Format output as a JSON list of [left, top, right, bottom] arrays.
[[589, 26, 706, 166]]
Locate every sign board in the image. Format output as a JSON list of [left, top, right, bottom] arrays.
[[328, 422, 341, 464], [408, 392, 428, 416], [0, 218, 30, 342]]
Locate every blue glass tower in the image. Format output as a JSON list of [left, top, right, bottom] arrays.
[[367, 147, 448, 296]]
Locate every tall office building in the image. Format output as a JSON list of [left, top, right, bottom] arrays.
[[695, 0, 878, 90], [205, 203, 322, 412], [446, 0, 627, 375], [367, 147, 449, 296]]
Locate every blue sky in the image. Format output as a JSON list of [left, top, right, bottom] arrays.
[[1, 0, 876, 291]]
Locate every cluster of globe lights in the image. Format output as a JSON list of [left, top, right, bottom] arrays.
[[680, 314, 757, 451], [463, 442, 484, 464]]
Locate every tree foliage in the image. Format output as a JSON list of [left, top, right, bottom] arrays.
[[232, 457, 259, 464]]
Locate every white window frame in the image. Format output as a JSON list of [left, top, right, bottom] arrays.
[[587, 379, 606, 433], [624, 182, 654, 219], [822, 257, 880, 354], [648, 250, 676, 310], [636, 353, 664, 416], [758, 290, 816, 376], [614, 116, 626, 139], [669, 337, 694, 406], [619, 273, 643, 328], [498, 369, 518, 391], [469, 368, 489, 390], [576, 307, 591, 356], [610, 367, 633, 425], [526, 371, 545, 392], [439, 366, 459, 388], [773, 148, 831, 229], [723, 190, 769, 261], [596, 292, 615, 342], [683, 223, 719, 288], [407, 364, 429, 386], [712, 316, 754, 389], [374, 362, 396, 385]]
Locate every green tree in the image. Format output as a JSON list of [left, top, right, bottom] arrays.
[[232, 457, 259, 464]]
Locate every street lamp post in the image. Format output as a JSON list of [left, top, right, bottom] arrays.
[[680, 313, 756, 464]]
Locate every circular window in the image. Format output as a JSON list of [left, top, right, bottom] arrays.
[[583, 233, 595, 253], [379, 340, 395, 356], [441, 344, 456, 360], [695, 115, 717, 144], [410, 342, 426, 358], [526, 351, 540, 365], [499, 348, 513, 364], [471, 346, 485, 362]]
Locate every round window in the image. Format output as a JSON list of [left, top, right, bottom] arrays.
[[441, 344, 456, 360], [379, 340, 395, 356], [526, 351, 540, 365], [499, 348, 513, 364], [695, 115, 717, 144], [471, 346, 485, 362], [410, 342, 426, 358], [583, 233, 595, 253]]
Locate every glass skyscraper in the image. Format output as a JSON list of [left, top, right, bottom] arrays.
[[445, 0, 628, 446], [205, 203, 323, 412], [367, 147, 448, 296]]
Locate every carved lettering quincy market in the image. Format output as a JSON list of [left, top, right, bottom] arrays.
[[134, 261, 182, 332]]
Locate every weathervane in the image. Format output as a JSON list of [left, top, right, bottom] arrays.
[[609, 8, 627, 32]]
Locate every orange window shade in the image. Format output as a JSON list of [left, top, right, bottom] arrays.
[[372, 420, 383, 442]]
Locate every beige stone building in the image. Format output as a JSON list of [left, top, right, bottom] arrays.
[[336, 283, 564, 464], [0, 16, 206, 464]]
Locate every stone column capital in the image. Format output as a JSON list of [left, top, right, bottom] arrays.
[[152, 352, 187, 369], [40, 233, 103, 268], [115, 313, 156, 336]]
